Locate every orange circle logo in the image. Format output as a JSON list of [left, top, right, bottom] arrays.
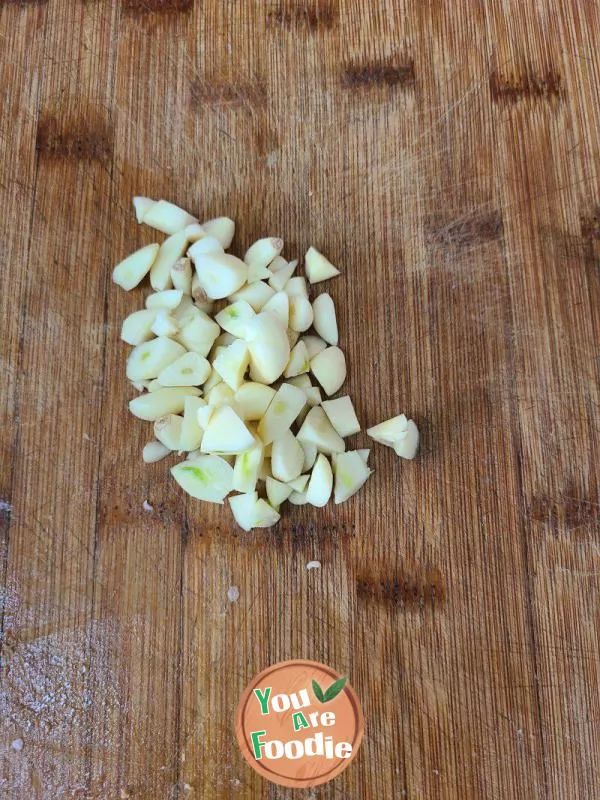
[[235, 659, 364, 788]]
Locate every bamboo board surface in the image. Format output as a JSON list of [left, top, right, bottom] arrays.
[[1, 2, 600, 798]]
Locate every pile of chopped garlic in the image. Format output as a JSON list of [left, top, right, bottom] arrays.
[[112, 197, 419, 531]]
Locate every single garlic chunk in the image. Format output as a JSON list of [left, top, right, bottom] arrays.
[[321, 395, 360, 437], [154, 414, 183, 451], [129, 387, 201, 421], [215, 300, 256, 336], [367, 414, 419, 459], [180, 396, 206, 451], [253, 498, 281, 528], [297, 406, 345, 455], [146, 290, 184, 310], [288, 294, 313, 332], [284, 340, 310, 378], [241, 312, 290, 385], [262, 291, 289, 327], [333, 451, 371, 504], [285, 276, 309, 299], [142, 440, 171, 463], [244, 237, 284, 269], [213, 340, 250, 391], [133, 196, 156, 223], [271, 430, 304, 482], [300, 439, 318, 471], [257, 382, 306, 444], [233, 440, 264, 493], [158, 351, 211, 387], [305, 246, 340, 284], [150, 230, 189, 291], [312, 293, 338, 346], [188, 236, 224, 258], [201, 216, 235, 248], [121, 309, 158, 345], [142, 199, 198, 234], [112, 243, 159, 291], [171, 455, 233, 503], [229, 491, 259, 531], [306, 454, 333, 507], [266, 477, 293, 511], [310, 346, 346, 396], [151, 310, 179, 337], [394, 420, 419, 460], [192, 252, 248, 300], [200, 405, 255, 454], [171, 257, 192, 294], [126, 337, 187, 382]]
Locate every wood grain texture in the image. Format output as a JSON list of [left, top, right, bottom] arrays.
[[1, 1, 599, 798]]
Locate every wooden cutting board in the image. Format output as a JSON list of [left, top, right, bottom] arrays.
[[1, 2, 599, 798]]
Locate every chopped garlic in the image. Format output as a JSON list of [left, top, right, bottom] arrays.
[[113, 198, 421, 531]]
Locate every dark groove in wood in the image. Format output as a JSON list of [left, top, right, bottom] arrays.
[[356, 567, 446, 610], [266, 2, 338, 31], [530, 494, 600, 531], [121, 0, 192, 13], [342, 61, 415, 89], [426, 210, 504, 247], [581, 206, 600, 241], [490, 68, 563, 102], [190, 78, 267, 109], [36, 115, 113, 161]]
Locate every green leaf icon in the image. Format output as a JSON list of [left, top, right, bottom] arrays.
[[312, 679, 325, 703], [323, 676, 347, 702], [312, 676, 347, 704]]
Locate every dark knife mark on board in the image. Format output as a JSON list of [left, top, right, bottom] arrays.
[[426, 210, 503, 248], [538, 224, 599, 279], [249, 521, 355, 553], [36, 116, 113, 162], [489, 68, 563, 103], [267, 2, 338, 31], [581, 206, 600, 241], [357, 567, 446, 610], [342, 61, 415, 90], [530, 494, 599, 532], [190, 78, 267, 109], [121, 0, 193, 13]]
